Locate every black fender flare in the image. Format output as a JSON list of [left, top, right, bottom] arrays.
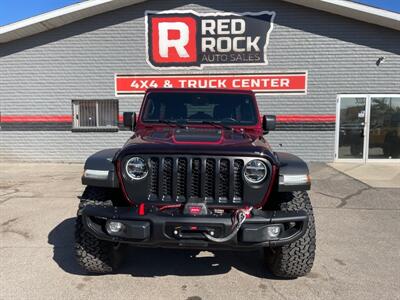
[[82, 148, 120, 188], [275, 152, 311, 192]]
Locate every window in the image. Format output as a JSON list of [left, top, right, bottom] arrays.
[[72, 100, 118, 130], [336, 94, 400, 161], [369, 97, 400, 159], [72, 100, 118, 131], [142, 92, 257, 125]]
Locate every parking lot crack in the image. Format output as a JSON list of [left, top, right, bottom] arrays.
[[315, 186, 372, 208], [0, 217, 32, 239], [336, 186, 371, 208], [0, 193, 42, 205], [314, 191, 342, 200], [1, 229, 32, 239], [269, 283, 288, 300], [1, 218, 18, 227], [0, 188, 19, 197]]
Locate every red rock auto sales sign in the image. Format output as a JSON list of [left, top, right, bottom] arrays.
[[115, 73, 307, 95], [115, 10, 307, 95], [145, 10, 275, 69]]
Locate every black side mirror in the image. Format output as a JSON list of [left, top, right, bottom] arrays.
[[123, 112, 136, 131], [262, 115, 276, 134]]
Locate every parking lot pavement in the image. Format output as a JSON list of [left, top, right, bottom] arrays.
[[329, 162, 400, 188], [0, 162, 399, 300]]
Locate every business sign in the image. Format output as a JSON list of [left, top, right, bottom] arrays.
[[145, 10, 275, 69], [115, 73, 307, 96]]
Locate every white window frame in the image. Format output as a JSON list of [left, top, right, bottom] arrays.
[[335, 94, 400, 163], [72, 99, 119, 130]]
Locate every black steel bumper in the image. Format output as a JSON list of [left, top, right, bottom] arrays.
[[81, 206, 308, 250]]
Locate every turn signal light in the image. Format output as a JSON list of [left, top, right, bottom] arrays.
[[279, 174, 311, 185]]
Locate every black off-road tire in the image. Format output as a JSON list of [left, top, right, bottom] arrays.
[[75, 186, 125, 274], [264, 191, 316, 278]]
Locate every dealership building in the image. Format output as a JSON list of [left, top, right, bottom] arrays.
[[0, 0, 399, 163]]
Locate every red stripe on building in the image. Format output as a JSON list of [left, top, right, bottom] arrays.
[[1, 115, 73, 122], [1, 114, 336, 123], [276, 115, 336, 122]]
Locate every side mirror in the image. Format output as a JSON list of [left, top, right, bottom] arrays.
[[262, 115, 276, 134], [123, 112, 136, 131]]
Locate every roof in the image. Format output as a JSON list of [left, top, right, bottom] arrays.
[[0, 0, 146, 43], [0, 0, 399, 44], [284, 0, 400, 30]]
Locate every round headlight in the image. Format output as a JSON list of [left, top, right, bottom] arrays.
[[244, 159, 268, 184], [125, 157, 148, 180]]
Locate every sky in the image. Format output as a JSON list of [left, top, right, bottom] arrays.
[[0, 0, 399, 27]]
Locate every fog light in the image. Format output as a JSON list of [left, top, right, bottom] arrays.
[[106, 221, 124, 234], [267, 225, 281, 238]]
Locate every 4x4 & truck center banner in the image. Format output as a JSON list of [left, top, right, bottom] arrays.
[[115, 73, 308, 95]]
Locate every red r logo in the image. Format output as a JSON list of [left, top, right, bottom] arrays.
[[149, 16, 197, 66]]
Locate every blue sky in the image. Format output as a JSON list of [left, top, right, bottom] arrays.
[[0, 0, 399, 26]]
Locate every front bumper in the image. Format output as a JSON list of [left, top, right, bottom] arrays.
[[81, 206, 308, 250]]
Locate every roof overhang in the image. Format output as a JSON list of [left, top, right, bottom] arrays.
[[0, 0, 146, 43], [0, 0, 399, 44], [283, 0, 400, 31]]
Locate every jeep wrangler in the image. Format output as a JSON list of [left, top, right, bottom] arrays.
[[76, 88, 316, 278]]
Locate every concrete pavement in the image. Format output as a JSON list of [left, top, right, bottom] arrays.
[[0, 162, 399, 300], [329, 162, 400, 188]]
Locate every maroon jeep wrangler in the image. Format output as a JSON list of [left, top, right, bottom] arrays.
[[76, 88, 315, 278]]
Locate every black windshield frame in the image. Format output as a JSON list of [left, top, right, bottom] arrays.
[[141, 91, 258, 126]]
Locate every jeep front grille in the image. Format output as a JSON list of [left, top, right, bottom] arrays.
[[148, 156, 244, 205], [121, 155, 272, 207]]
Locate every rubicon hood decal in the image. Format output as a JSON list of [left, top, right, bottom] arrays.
[[143, 128, 252, 145], [118, 128, 275, 158], [139, 128, 255, 146], [145, 10, 275, 69], [173, 128, 223, 144]]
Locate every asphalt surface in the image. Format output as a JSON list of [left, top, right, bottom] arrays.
[[0, 162, 399, 300]]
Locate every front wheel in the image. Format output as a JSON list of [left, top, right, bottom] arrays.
[[264, 191, 316, 278], [75, 186, 125, 274]]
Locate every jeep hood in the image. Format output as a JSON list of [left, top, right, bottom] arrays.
[[117, 127, 276, 160]]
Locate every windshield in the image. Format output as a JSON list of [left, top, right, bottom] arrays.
[[142, 92, 258, 125]]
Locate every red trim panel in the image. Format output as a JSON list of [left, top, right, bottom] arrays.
[[277, 115, 336, 123], [1, 115, 73, 123], [116, 160, 134, 205], [258, 164, 278, 209]]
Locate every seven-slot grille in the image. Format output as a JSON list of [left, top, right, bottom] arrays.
[[147, 156, 244, 204]]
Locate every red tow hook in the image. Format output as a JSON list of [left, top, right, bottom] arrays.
[[138, 203, 145, 216], [243, 206, 253, 219]]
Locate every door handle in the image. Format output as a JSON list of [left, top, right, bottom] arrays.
[[360, 122, 366, 137]]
